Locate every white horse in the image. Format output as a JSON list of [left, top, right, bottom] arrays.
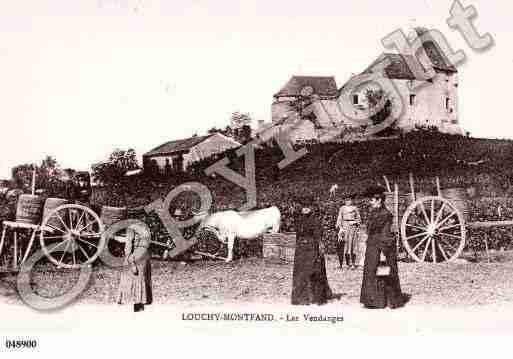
[[195, 206, 281, 262]]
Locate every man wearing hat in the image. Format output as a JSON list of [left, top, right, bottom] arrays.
[[360, 186, 407, 309]]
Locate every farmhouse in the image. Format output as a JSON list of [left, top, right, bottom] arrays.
[[259, 27, 464, 143], [346, 27, 462, 135], [143, 133, 241, 173], [268, 75, 347, 143]]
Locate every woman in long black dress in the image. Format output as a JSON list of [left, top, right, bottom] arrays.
[[291, 195, 333, 305], [360, 186, 407, 309]]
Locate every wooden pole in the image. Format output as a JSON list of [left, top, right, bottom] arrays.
[[31, 168, 36, 195], [436, 176, 442, 196], [383, 175, 392, 193], [394, 183, 400, 255], [194, 250, 221, 260], [484, 237, 491, 263], [409, 173, 415, 202]]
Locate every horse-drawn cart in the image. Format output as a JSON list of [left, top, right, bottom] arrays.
[[386, 174, 513, 263]]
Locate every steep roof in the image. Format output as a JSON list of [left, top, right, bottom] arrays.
[[274, 76, 338, 98], [144, 135, 213, 157], [362, 53, 428, 80], [413, 27, 457, 73]]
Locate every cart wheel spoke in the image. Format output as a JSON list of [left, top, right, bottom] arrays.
[[58, 240, 71, 268], [411, 234, 430, 253], [74, 210, 86, 231], [45, 224, 66, 234], [405, 231, 429, 241], [76, 220, 95, 234], [436, 210, 458, 229], [439, 232, 462, 240], [55, 213, 71, 232], [430, 199, 435, 224], [419, 202, 431, 225], [432, 236, 437, 263], [421, 236, 432, 262], [433, 202, 446, 226], [68, 209, 74, 230], [77, 237, 98, 249], [438, 223, 462, 232], [438, 234, 459, 250], [405, 224, 426, 231], [42, 235, 67, 240], [47, 240, 68, 252], [77, 243, 91, 261], [40, 204, 105, 269], [401, 196, 465, 263], [437, 240, 450, 262]]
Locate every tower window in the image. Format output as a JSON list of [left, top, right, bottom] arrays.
[[353, 94, 359, 105], [445, 97, 450, 110], [409, 94, 416, 106]]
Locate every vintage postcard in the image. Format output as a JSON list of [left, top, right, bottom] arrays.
[[0, 0, 512, 356]]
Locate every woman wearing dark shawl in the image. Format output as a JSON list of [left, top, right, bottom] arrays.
[[291, 195, 333, 305], [360, 186, 407, 309]]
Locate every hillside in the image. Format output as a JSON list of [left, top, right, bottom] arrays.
[[87, 130, 513, 256]]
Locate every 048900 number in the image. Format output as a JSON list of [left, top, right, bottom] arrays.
[[5, 339, 37, 349]]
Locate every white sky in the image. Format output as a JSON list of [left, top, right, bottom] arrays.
[[0, 0, 511, 179]]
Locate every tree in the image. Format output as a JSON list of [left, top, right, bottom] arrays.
[[230, 112, 252, 129], [208, 127, 221, 134], [11, 156, 68, 196], [228, 112, 253, 144], [12, 164, 35, 190], [234, 124, 252, 144], [92, 148, 139, 186], [92, 148, 139, 206], [365, 89, 397, 136]]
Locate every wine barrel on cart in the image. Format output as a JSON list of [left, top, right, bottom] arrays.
[[16, 194, 44, 225], [101, 206, 127, 228], [441, 187, 469, 220], [101, 206, 128, 256], [43, 197, 69, 231]]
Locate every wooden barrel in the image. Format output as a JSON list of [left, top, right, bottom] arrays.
[[101, 206, 127, 228], [262, 232, 296, 263], [15, 194, 44, 225], [415, 191, 432, 201], [384, 192, 411, 213], [466, 186, 478, 198], [441, 187, 468, 219], [43, 198, 69, 230]]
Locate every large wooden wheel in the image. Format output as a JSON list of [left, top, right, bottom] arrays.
[[400, 196, 466, 263], [40, 204, 105, 269]]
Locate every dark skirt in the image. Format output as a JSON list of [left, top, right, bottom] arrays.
[[291, 242, 332, 305], [360, 243, 404, 309]]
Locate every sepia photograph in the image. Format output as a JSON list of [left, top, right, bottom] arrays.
[[0, 0, 512, 356]]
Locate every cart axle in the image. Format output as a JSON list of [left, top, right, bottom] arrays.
[[468, 220, 513, 229]]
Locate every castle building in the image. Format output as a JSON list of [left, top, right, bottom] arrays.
[[260, 27, 463, 143]]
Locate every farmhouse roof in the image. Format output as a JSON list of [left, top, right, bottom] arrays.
[[362, 53, 429, 80], [144, 133, 242, 157], [144, 135, 213, 157], [274, 76, 338, 98], [413, 27, 457, 73]]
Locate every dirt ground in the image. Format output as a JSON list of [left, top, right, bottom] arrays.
[[1, 251, 513, 308], [2, 252, 513, 336]]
